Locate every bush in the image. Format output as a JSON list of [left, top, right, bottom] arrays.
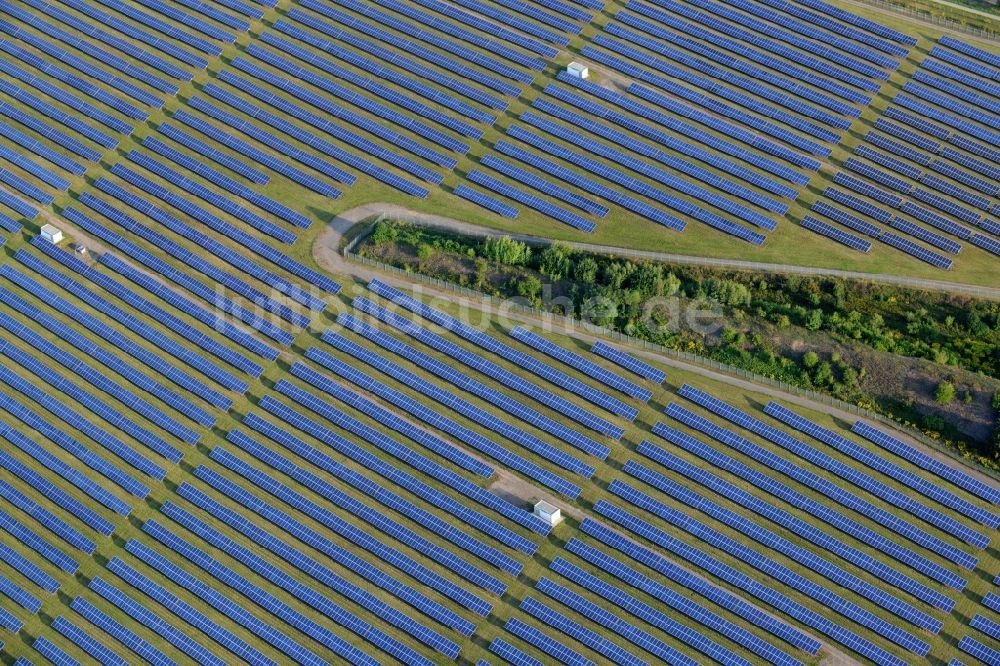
[[416, 244, 434, 261], [369, 220, 398, 245], [802, 351, 820, 369], [934, 381, 956, 405], [538, 244, 573, 281]]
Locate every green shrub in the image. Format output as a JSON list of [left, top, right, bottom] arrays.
[[934, 381, 956, 405]]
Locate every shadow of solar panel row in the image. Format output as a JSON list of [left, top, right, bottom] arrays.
[[637, 0, 882, 90], [10, 243, 246, 400], [0, 503, 80, 573], [532, 96, 791, 214], [510, 326, 651, 402], [211, 442, 494, 618], [109, 160, 338, 298], [319, 0, 543, 74], [239, 48, 468, 160], [172, 107, 342, 198], [88, 572, 225, 666], [0, 364, 169, 482], [611, 474, 933, 653], [661, 400, 967, 587], [919, 173, 992, 209], [929, 157, 999, 195], [509, 122, 766, 243], [254, 390, 534, 566], [76, 191, 314, 328], [165, 491, 463, 660], [0, 442, 116, 537], [141, 136, 308, 227], [194, 462, 480, 638], [0, 120, 85, 176], [127, 151, 298, 243], [0, 11, 166, 106], [158, 123, 268, 183], [479, 155, 608, 217], [211, 67, 440, 194], [889, 217, 961, 254], [492, 140, 681, 230], [894, 93, 1000, 148], [800, 216, 871, 252], [298, 347, 582, 499], [518, 596, 639, 666], [466, 169, 595, 232], [591, 35, 845, 142], [591, 341, 665, 384], [231, 414, 511, 602], [0, 394, 149, 506], [593, 498, 912, 666], [637, 435, 953, 612], [323, 324, 596, 478], [33, 239, 265, 381], [504, 617, 594, 666], [765, 401, 990, 542], [289, 5, 519, 101], [536, 574, 701, 666], [286, 359, 494, 477], [257, 32, 485, 140], [271, 378, 548, 541], [0, 75, 117, 148], [368, 278, 639, 423], [0, 337, 184, 469], [0, 41, 145, 122], [607, 17, 859, 124], [338, 310, 608, 460], [353, 295, 623, 439], [0, 145, 68, 191], [385, 0, 562, 55], [913, 69, 1000, 115], [0, 309, 199, 448], [558, 539, 801, 666], [0, 538, 61, 593], [70, 593, 177, 666]]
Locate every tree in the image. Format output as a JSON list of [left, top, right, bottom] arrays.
[[538, 244, 572, 281], [573, 257, 599, 285], [934, 381, 956, 405], [416, 243, 434, 260], [804, 308, 824, 331], [480, 236, 531, 265], [802, 351, 820, 369], [512, 274, 542, 302], [369, 220, 399, 245]]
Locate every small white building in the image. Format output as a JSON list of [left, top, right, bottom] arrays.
[[40, 224, 63, 244], [566, 61, 589, 79], [534, 500, 563, 527]]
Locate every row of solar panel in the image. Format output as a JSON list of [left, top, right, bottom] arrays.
[[655, 405, 967, 590], [338, 309, 609, 459], [352, 295, 624, 439]]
